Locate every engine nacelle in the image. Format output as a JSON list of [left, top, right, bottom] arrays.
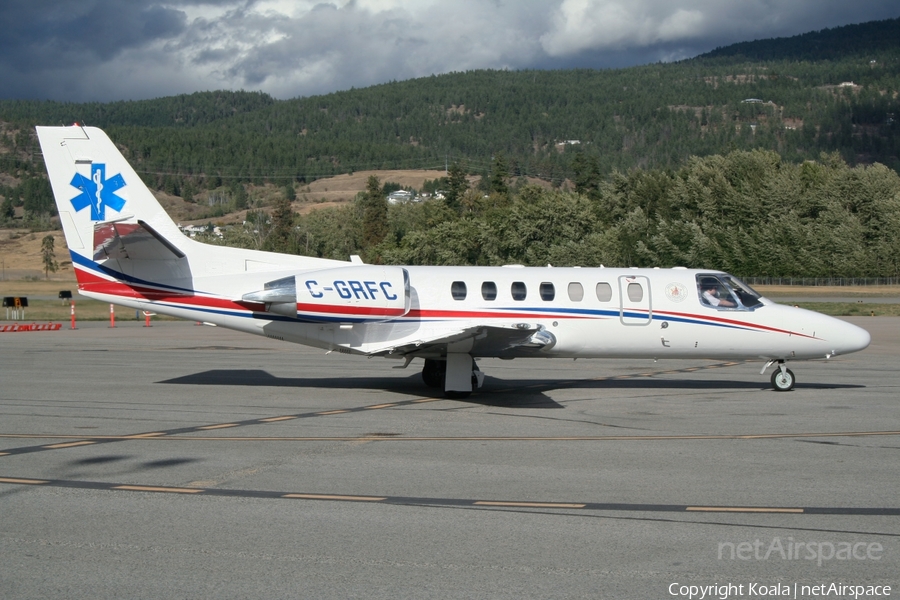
[[243, 265, 410, 322]]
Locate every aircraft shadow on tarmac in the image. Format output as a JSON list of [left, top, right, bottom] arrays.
[[64, 456, 200, 470], [31, 455, 205, 485], [158, 369, 863, 409]]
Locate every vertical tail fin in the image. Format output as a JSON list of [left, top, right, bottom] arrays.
[[38, 124, 345, 301], [37, 125, 190, 289]]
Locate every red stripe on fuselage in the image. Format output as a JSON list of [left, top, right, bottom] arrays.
[[78, 267, 406, 319], [295, 302, 406, 318], [654, 309, 820, 339], [75, 266, 260, 313]]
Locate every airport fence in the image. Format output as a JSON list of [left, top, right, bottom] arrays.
[[743, 277, 900, 287]]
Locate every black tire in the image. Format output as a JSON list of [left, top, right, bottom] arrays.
[[444, 390, 471, 399], [422, 358, 446, 389], [771, 367, 795, 392]]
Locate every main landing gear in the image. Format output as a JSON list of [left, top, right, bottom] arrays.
[[422, 358, 445, 389], [763, 359, 795, 392], [422, 357, 484, 399]]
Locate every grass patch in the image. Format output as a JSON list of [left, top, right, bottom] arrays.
[[2, 298, 179, 322], [0, 280, 177, 322]]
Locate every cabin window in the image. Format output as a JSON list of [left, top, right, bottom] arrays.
[[539, 282, 555, 301], [481, 281, 497, 301], [511, 281, 527, 301], [567, 282, 584, 302], [595, 282, 612, 302], [627, 282, 643, 302], [451, 281, 467, 301], [697, 274, 762, 311]]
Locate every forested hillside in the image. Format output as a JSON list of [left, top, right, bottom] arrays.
[[1, 17, 899, 277], [273, 149, 900, 278]]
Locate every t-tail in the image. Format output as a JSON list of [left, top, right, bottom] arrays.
[[36, 124, 348, 320]]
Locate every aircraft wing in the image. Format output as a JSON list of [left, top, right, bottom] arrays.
[[367, 323, 555, 358]]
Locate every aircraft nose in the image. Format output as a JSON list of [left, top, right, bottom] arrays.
[[832, 319, 871, 355]]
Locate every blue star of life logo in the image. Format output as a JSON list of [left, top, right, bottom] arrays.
[[69, 163, 127, 221]]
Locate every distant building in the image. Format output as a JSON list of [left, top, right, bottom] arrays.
[[386, 190, 415, 204], [178, 224, 223, 238]]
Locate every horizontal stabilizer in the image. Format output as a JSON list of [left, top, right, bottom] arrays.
[[93, 220, 186, 262]]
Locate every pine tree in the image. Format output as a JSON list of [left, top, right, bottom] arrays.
[[231, 182, 249, 210], [41, 235, 58, 279], [361, 175, 388, 258], [571, 153, 600, 198], [264, 195, 297, 253], [444, 163, 468, 213], [490, 151, 509, 198], [0, 196, 14, 223]]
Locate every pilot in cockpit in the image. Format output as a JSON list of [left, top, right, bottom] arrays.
[[700, 278, 736, 308]]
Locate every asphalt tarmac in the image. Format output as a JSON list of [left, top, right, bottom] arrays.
[[0, 318, 897, 599]]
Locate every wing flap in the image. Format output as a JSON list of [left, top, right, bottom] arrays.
[[367, 324, 554, 357]]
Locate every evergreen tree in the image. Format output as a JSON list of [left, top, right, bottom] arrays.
[[572, 153, 600, 198], [182, 180, 196, 204], [490, 151, 510, 197], [360, 175, 388, 259], [231, 182, 249, 210], [264, 195, 297, 253], [0, 196, 13, 223], [444, 162, 468, 213], [41, 235, 58, 279]]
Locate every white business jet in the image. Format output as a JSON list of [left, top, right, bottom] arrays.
[[37, 125, 871, 397]]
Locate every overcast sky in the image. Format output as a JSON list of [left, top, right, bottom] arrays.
[[1, 0, 898, 103]]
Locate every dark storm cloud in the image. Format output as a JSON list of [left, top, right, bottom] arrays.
[[0, 1, 187, 71], [1, 1, 898, 102], [536, 0, 900, 65], [212, 1, 553, 98]]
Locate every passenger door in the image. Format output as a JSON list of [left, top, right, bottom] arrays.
[[618, 275, 652, 326]]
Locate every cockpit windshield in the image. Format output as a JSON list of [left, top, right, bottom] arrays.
[[696, 274, 763, 311]]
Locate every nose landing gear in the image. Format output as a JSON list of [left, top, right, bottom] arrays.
[[763, 359, 795, 392]]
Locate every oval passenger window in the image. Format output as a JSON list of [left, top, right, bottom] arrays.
[[567, 282, 584, 302], [596, 282, 612, 302], [511, 282, 527, 301], [539, 282, 555, 301], [627, 282, 643, 302]]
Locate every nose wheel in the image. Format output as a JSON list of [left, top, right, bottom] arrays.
[[770, 364, 795, 392]]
